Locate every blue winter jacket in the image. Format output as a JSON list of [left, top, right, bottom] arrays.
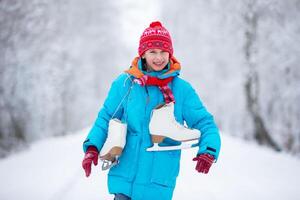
[[83, 57, 221, 200]]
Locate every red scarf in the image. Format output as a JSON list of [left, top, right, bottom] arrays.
[[134, 75, 175, 104]]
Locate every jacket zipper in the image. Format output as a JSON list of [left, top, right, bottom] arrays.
[[130, 86, 150, 184]]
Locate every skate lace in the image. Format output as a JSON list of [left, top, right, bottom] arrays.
[[110, 74, 134, 120]]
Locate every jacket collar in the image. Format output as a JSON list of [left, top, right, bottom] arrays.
[[125, 56, 181, 79]]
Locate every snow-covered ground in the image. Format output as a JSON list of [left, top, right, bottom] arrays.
[[1, 129, 300, 200]]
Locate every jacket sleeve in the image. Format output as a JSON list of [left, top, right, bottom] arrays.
[[182, 84, 221, 160], [82, 74, 130, 152]]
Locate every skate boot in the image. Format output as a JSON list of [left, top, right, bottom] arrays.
[[147, 102, 200, 151], [99, 119, 127, 170]]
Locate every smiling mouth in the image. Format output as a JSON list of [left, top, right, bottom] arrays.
[[153, 62, 164, 66]]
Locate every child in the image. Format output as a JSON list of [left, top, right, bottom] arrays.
[[82, 21, 221, 200]]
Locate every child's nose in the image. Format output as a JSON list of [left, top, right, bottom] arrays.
[[155, 53, 163, 60]]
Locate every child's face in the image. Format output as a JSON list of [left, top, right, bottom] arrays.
[[142, 49, 170, 71]]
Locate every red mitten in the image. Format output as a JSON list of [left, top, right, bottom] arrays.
[[192, 154, 215, 174], [82, 146, 99, 177]]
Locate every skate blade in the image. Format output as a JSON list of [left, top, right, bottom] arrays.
[[146, 141, 199, 151], [101, 157, 119, 170]]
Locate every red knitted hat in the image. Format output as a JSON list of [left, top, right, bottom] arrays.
[[138, 21, 173, 57]]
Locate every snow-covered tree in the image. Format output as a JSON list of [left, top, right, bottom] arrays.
[[245, 0, 300, 153], [0, 0, 123, 156]]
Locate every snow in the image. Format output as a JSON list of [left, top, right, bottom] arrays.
[[1, 129, 300, 200]]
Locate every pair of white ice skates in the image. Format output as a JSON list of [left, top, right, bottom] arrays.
[[99, 102, 200, 170]]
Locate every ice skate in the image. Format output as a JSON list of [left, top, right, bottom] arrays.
[[147, 103, 200, 151], [99, 119, 127, 170]]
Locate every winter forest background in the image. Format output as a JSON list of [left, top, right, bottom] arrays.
[[0, 0, 300, 158]]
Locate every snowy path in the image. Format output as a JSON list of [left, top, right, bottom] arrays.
[[1, 129, 300, 200]]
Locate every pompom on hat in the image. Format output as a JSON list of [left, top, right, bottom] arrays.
[[138, 21, 173, 57]]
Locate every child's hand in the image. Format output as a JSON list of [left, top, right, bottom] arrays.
[[192, 153, 215, 174], [82, 146, 99, 177]]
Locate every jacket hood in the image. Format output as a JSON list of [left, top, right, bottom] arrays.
[[125, 56, 181, 79]]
